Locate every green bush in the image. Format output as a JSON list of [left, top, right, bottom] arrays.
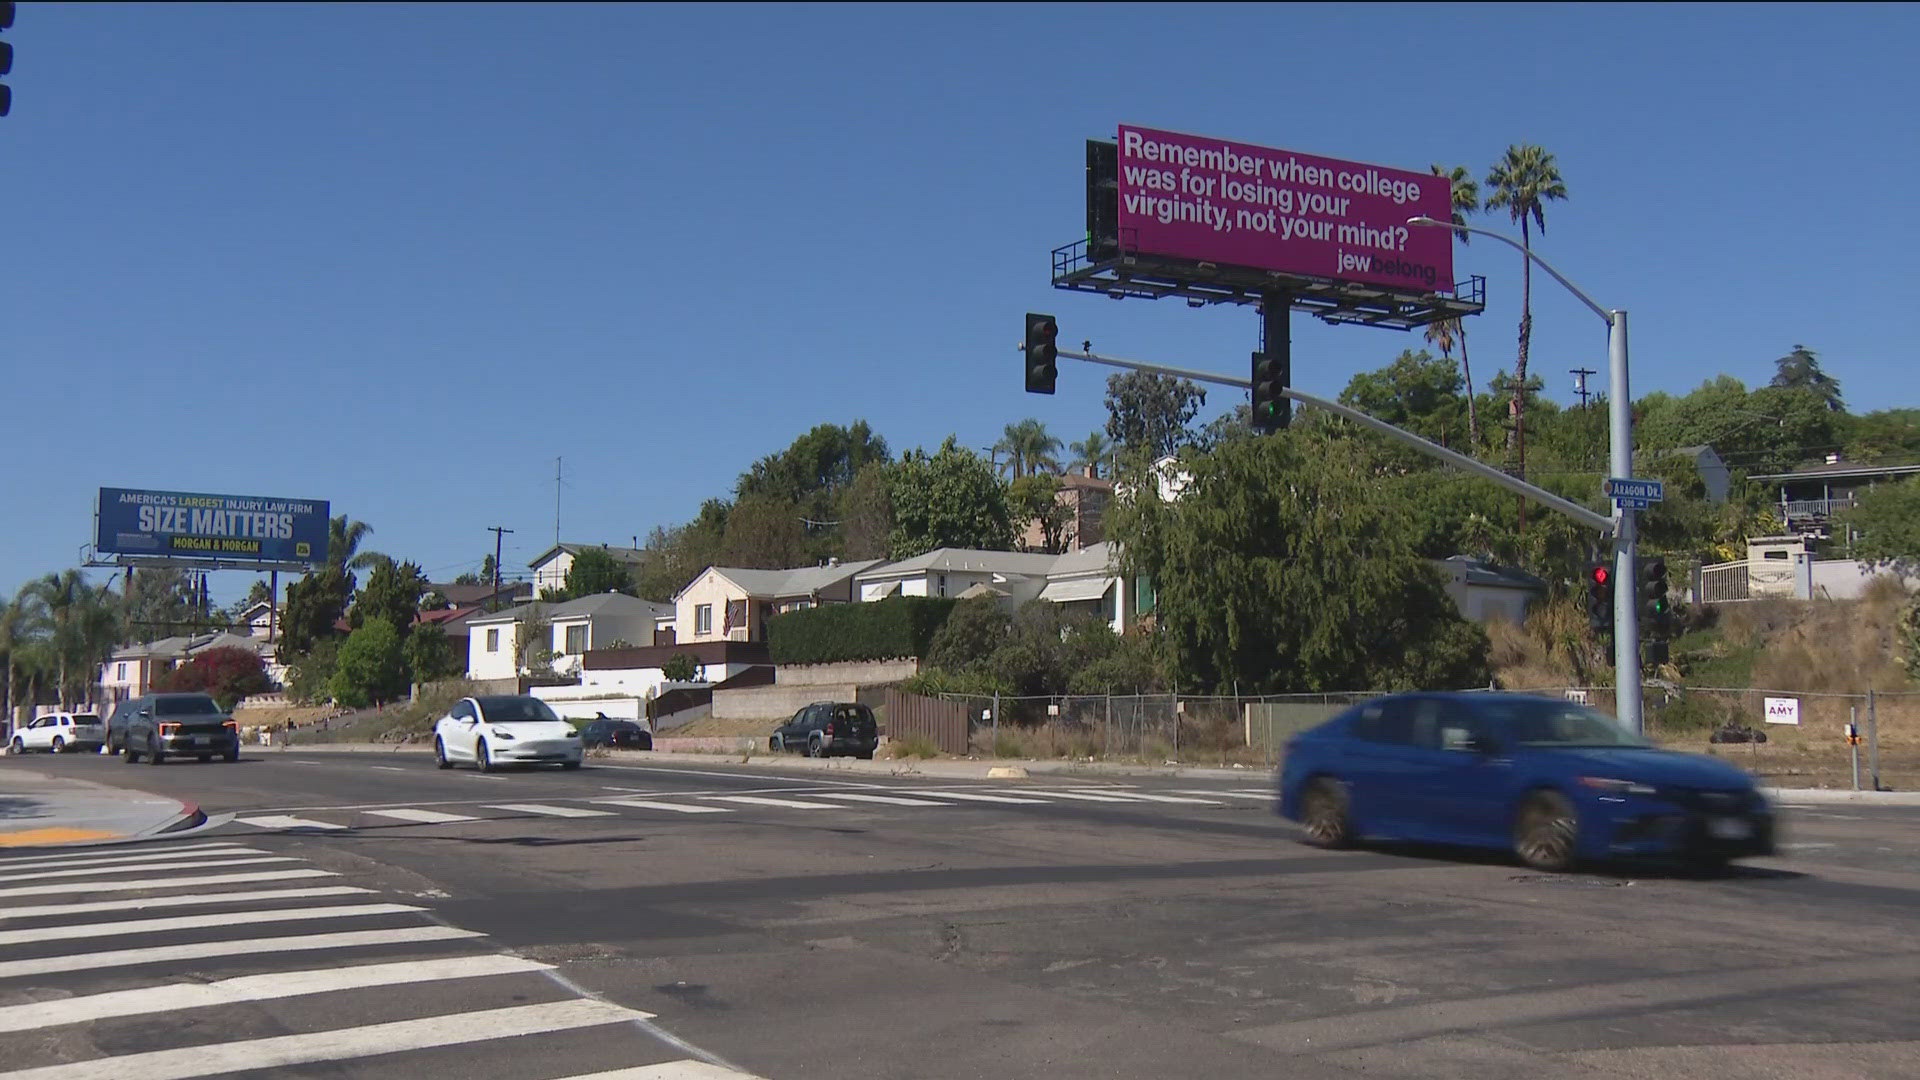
[[767, 596, 956, 665]]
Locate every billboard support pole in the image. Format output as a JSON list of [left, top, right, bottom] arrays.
[[269, 570, 279, 644]]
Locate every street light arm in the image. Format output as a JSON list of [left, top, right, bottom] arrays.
[[1407, 216, 1612, 325]]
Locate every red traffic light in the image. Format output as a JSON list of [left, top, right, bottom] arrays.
[[1590, 565, 1610, 586]]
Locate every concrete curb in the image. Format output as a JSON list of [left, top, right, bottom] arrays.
[[1764, 787, 1920, 806], [0, 768, 210, 849]]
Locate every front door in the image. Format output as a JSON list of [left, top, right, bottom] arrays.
[[447, 700, 482, 759]]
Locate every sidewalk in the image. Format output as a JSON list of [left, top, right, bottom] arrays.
[[0, 766, 205, 848], [264, 742, 1920, 803]]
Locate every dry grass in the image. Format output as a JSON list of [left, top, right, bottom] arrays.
[[667, 716, 780, 738], [884, 735, 940, 759]]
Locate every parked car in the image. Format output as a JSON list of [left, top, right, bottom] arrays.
[[434, 695, 583, 772], [1278, 692, 1776, 872], [104, 699, 143, 755], [121, 693, 241, 764], [9, 712, 107, 754], [580, 717, 652, 750], [769, 701, 879, 759]]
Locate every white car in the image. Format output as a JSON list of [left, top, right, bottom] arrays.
[[10, 713, 107, 754], [433, 695, 583, 772]]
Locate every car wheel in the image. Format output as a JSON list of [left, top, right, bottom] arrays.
[[477, 741, 495, 773], [638, 735, 653, 751], [223, 746, 241, 763], [770, 735, 783, 753], [50, 736, 66, 753], [435, 738, 453, 770], [7, 737, 21, 756], [147, 738, 167, 766], [124, 741, 141, 764], [562, 759, 583, 771], [1514, 791, 1579, 872], [1300, 777, 1354, 849], [806, 736, 825, 758]]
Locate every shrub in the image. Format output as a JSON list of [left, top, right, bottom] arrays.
[[157, 646, 272, 711], [767, 596, 956, 665], [886, 734, 940, 759], [660, 652, 699, 682]]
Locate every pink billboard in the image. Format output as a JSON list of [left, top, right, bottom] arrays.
[[1115, 124, 1455, 294]]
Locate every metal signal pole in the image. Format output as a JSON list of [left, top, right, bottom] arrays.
[[488, 526, 513, 610]]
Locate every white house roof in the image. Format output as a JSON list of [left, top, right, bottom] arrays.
[[858, 549, 1061, 580], [1045, 541, 1118, 578], [698, 559, 886, 601], [526, 543, 650, 570], [469, 592, 672, 626]]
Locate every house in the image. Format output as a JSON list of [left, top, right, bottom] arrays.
[[1749, 455, 1920, 538], [427, 580, 532, 611], [234, 601, 279, 641], [526, 544, 650, 599], [464, 593, 675, 682], [853, 543, 1139, 634], [1017, 471, 1115, 552], [1431, 557, 1547, 625], [672, 559, 884, 645], [97, 631, 284, 704], [414, 605, 486, 672]]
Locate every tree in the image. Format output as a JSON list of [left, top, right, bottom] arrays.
[[0, 597, 33, 725], [837, 461, 894, 562], [993, 418, 1064, 479], [121, 566, 204, 643], [351, 559, 429, 636], [1484, 144, 1568, 477], [1337, 349, 1469, 446], [1770, 344, 1844, 413], [328, 619, 409, 708], [634, 500, 730, 603], [1431, 163, 1483, 450], [402, 623, 462, 684], [277, 568, 351, 663], [157, 646, 271, 711], [1842, 408, 1920, 464], [327, 515, 385, 574], [887, 437, 1017, 558], [285, 638, 340, 704], [514, 603, 554, 674], [19, 571, 120, 708], [1104, 370, 1207, 462], [561, 548, 637, 599], [1107, 429, 1491, 693], [1840, 478, 1920, 573], [1068, 431, 1114, 479], [1009, 474, 1075, 554], [720, 493, 811, 570], [660, 652, 699, 683], [1193, 403, 1257, 453], [736, 421, 890, 505]]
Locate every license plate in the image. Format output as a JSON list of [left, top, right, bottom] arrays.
[[1708, 816, 1752, 840], [194, 736, 211, 747]]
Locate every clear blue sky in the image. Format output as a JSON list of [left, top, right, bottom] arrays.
[[6, 3, 1917, 604]]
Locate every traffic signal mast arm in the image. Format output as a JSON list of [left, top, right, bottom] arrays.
[[1020, 338, 1616, 534]]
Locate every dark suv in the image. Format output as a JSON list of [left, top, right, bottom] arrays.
[[123, 692, 241, 764], [769, 701, 878, 759]]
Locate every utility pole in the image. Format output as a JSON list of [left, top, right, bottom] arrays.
[[554, 457, 563, 549], [488, 526, 513, 610], [1571, 367, 1596, 410]]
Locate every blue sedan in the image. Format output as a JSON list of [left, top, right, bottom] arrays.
[[1278, 692, 1776, 871]]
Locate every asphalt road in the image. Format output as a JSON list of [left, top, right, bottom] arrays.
[[4, 748, 1920, 1080]]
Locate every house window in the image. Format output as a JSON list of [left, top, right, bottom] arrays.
[[486, 628, 500, 652], [937, 573, 947, 597], [695, 604, 713, 634], [116, 663, 126, 681], [1135, 576, 1155, 615], [564, 624, 588, 655]]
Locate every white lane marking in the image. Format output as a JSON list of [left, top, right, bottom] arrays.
[[700, 795, 832, 810], [0, 886, 374, 922], [555, 1061, 770, 1079], [0, 925, 482, 979], [908, 790, 1050, 805], [487, 804, 616, 818], [992, 789, 1135, 803], [0, 869, 335, 901], [1063, 789, 1221, 805], [0, 997, 642, 1080], [0, 856, 296, 884], [0, 954, 561, 1035], [0, 902, 422, 948], [371, 766, 406, 772], [0, 842, 254, 867], [361, 808, 481, 824], [597, 799, 731, 815], [0, 847, 265, 873], [465, 774, 510, 781], [235, 816, 347, 831], [1171, 790, 1273, 801], [801, 792, 953, 807]]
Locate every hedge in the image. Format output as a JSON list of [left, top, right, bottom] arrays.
[[767, 596, 957, 665]]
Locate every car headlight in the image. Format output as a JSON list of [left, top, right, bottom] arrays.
[[491, 728, 516, 740], [1578, 776, 1657, 796]]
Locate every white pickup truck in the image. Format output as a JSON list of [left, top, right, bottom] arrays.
[[9, 712, 108, 754]]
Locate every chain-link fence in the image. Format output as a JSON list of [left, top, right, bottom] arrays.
[[929, 685, 1919, 789]]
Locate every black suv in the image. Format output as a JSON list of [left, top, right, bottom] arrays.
[[122, 692, 241, 764], [581, 718, 653, 750], [769, 701, 878, 759]]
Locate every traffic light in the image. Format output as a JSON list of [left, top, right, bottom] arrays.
[[1, 2, 15, 119], [1639, 556, 1671, 635], [1251, 350, 1290, 433], [1585, 562, 1615, 637], [1024, 312, 1058, 395]]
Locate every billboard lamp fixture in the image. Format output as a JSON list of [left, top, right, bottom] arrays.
[[1186, 298, 1205, 309]]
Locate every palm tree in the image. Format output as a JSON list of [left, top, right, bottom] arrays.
[[1484, 145, 1567, 476], [1068, 431, 1114, 479], [994, 419, 1064, 479], [1431, 163, 1483, 451], [328, 515, 385, 572], [20, 571, 121, 709], [0, 596, 32, 726]]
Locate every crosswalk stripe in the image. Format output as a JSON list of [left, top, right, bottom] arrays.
[[0, 886, 374, 922], [361, 808, 482, 824], [235, 815, 347, 830], [992, 789, 1135, 802], [700, 795, 832, 810], [596, 799, 731, 815], [907, 790, 1050, 804], [0, 997, 641, 1080], [0, 954, 558, 1035], [0, 868, 337, 901], [487, 804, 617, 818], [802, 792, 954, 807], [0, 846, 262, 872], [0, 924, 483, 980], [1171, 790, 1273, 800], [1063, 789, 1221, 804], [556, 1061, 769, 1079], [0, 856, 296, 884], [0, 902, 423, 948], [0, 841, 247, 866]]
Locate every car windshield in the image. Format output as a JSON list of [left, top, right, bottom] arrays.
[[1478, 699, 1650, 748], [72, 715, 99, 724], [477, 697, 561, 723], [154, 696, 222, 716]]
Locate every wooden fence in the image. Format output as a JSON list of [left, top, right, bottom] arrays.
[[874, 687, 970, 755]]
